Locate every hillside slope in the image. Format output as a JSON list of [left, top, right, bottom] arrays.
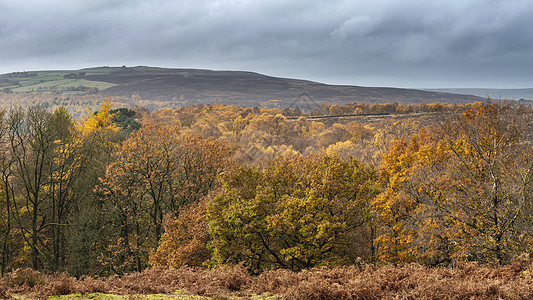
[[86, 66, 485, 106], [1, 66, 485, 108]]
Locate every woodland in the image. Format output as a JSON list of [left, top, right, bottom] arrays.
[[0, 97, 533, 298]]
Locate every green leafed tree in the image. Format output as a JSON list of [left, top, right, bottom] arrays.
[[208, 154, 379, 273]]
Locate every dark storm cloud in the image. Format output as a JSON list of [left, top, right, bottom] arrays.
[[1, 0, 532, 88]]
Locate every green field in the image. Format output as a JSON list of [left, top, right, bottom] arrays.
[[1, 67, 120, 94], [14, 292, 212, 299]]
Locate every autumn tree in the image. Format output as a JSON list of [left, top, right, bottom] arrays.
[[208, 154, 379, 273], [0, 105, 92, 273], [2, 106, 79, 270], [46, 107, 80, 270], [6, 107, 55, 270], [150, 198, 210, 268], [96, 125, 232, 274], [374, 103, 533, 264], [67, 98, 125, 276], [0, 109, 15, 275]]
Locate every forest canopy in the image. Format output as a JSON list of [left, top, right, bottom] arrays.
[[0, 99, 531, 277]]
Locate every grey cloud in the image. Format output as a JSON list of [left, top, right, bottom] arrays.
[[0, 0, 532, 88]]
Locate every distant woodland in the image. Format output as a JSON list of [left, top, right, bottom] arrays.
[[0, 96, 532, 281]]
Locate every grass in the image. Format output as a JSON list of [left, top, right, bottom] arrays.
[[42, 292, 209, 299], [1, 68, 120, 94]]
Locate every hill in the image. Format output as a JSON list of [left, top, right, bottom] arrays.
[[426, 88, 533, 101], [0, 66, 485, 109]]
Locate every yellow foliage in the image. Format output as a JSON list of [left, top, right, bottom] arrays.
[[77, 96, 118, 135], [374, 103, 533, 264]]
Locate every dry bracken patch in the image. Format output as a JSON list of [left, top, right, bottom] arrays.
[[3, 261, 533, 299]]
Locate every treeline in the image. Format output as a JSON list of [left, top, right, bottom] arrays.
[[32, 86, 99, 94], [0, 99, 235, 276], [0, 99, 532, 277], [1, 72, 37, 79], [303, 101, 468, 116], [0, 91, 491, 121], [0, 80, 18, 88], [0, 93, 186, 119]]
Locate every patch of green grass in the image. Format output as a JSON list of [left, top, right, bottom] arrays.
[[2, 68, 120, 93], [251, 293, 280, 300], [47, 293, 122, 300], [12, 292, 214, 300], [13, 76, 63, 86]]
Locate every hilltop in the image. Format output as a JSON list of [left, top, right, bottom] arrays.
[[0, 66, 485, 109]]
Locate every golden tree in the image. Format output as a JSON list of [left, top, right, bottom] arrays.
[[374, 104, 533, 264], [97, 125, 232, 273]]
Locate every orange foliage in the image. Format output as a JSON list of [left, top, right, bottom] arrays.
[[150, 199, 210, 268], [374, 103, 533, 265]]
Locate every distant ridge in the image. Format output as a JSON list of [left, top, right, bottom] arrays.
[[1, 66, 486, 107], [426, 88, 533, 101]]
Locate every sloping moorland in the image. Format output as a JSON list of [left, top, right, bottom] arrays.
[[0, 66, 485, 110]]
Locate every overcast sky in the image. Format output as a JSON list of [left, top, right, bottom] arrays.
[[1, 0, 532, 88]]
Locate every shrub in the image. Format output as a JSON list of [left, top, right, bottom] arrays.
[[5, 268, 44, 288]]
